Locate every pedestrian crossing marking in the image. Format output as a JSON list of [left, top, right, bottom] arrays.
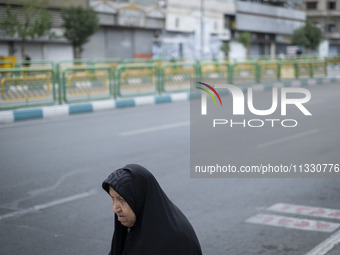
[[268, 203, 340, 220], [246, 214, 339, 233]]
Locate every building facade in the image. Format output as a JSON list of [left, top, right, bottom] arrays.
[[1, 0, 320, 61], [0, 0, 88, 61], [0, 0, 234, 61], [87, 0, 234, 60], [231, 0, 306, 57], [86, 0, 165, 59], [161, 0, 234, 59], [89, 0, 306, 59], [301, 0, 340, 55]]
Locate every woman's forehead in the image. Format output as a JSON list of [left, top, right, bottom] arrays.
[[109, 186, 122, 198]]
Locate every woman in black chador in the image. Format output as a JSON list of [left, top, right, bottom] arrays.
[[102, 164, 203, 255]]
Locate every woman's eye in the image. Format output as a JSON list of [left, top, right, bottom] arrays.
[[112, 197, 125, 204]]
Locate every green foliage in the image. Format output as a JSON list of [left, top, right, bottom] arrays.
[[237, 32, 251, 48], [1, 6, 18, 36], [0, 0, 52, 40], [61, 6, 99, 48], [0, 0, 52, 58], [291, 27, 309, 47], [291, 22, 323, 50], [220, 42, 230, 54]]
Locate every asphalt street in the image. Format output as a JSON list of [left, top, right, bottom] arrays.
[[0, 81, 340, 255]]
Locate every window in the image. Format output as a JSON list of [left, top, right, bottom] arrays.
[[326, 24, 336, 32], [313, 22, 322, 30], [175, 17, 179, 28], [306, 2, 317, 9], [256, 33, 266, 40], [224, 18, 230, 29], [214, 21, 218, 31], [224, 15, 235, 30], [328, 1, 336, 10]]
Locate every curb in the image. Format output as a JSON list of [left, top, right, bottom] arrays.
[[0, 93, 190, 124], [0, 77, 339, 124]]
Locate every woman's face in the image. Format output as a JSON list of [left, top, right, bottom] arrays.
[[109, 186, 136, 228]]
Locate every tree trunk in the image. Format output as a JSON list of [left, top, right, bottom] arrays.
[[21, 41, 25, 61], [73, 46, 82, 60], [9, 41, 15, 56]]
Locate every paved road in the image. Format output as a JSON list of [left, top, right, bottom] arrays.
[[0, 81, 340, 255]]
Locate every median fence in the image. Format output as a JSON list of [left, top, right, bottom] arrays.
[[0, 57, 338, 110]]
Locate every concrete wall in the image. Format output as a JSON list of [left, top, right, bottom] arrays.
[[229, 41, 246, 60], [0, 41, 72, 61], [82, 29, 106, 59], [236, 14, 305, 34], [0, 42, 8, 56], [237, 1, 305, 20], [43, 44, 73, 61], [236, 1, 306, 35], [83, 27, 155, 59]]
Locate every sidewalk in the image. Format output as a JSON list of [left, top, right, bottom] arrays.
[[0, 76, 339, 124]]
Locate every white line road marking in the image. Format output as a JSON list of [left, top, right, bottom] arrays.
[[305, 229, 340, 255], [246, 214, 339, 233], [119, 121, 190, 136], [268, 203, 340, 220], [2, 170, 88, 210], [256, 129, 319, 149], [0, 189, 97, 221]]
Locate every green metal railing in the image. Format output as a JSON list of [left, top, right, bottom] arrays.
[[0, 67, 56, 110], [0, 56, 338, 110], [16, 60, 55, 69], [93, 58, 121, 70], [199, 60, 231, 84], [61, 65, 113, 104], [0, 60, 15, 69], [115, 63, 159, 97], [257, 61, 281, 83], [159, 62, 198, 93], [231, 61, 258, 85]]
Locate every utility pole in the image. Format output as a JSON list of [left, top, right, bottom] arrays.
[[325, 0, 329, 40], [200, 0, 204, 59], [325, 0, 330, 55]]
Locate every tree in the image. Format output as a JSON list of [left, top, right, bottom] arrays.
[[291, 22, 323, 50], [61, 6, 100, 59], [220, 42, 230, 59], [0, 0, 52, 60], [237, 32, 251, 55], [237, 32, 251, 56]]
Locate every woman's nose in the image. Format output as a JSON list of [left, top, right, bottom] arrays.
[[113, 201, 121, 213]]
